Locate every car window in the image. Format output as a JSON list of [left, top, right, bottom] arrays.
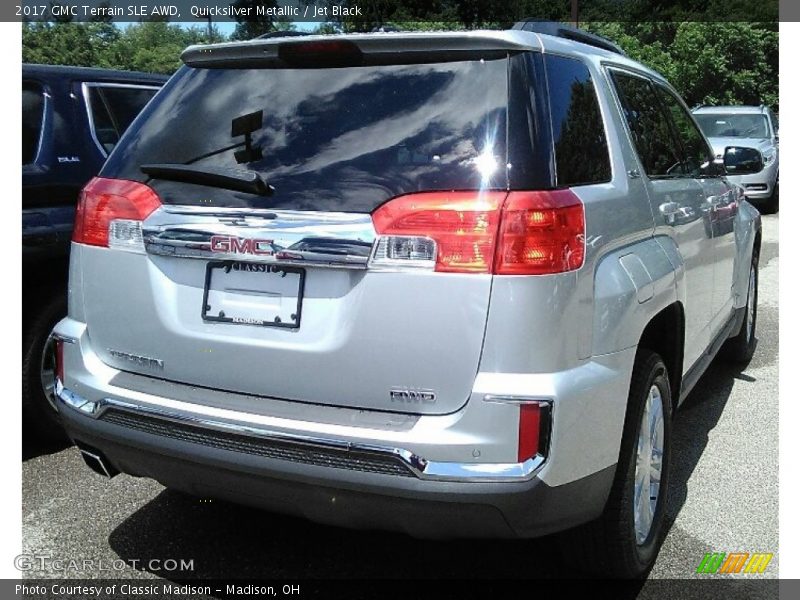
[[102, 60, 511, 212], [609, 71, 683, 178], [22, 81, 45, 165], [769, 111, 778, 136], [654, 85, 713, 177], [87, 88, 117, 154], [545, 55, 611, 186], [86, 85, 158, 154], [693, 113, 770, 139]]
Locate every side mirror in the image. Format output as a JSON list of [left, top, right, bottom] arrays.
[[723, 146, 763, 175]]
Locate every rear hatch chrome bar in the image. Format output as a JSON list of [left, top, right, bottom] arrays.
[[143, 206, 375, 269]]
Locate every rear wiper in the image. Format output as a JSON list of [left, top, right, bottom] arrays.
[[141, 164, 273, 196]]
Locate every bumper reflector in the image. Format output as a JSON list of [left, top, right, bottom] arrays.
[[518, 403, 542, 462]]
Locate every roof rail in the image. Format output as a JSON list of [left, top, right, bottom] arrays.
[[511, 20, 626, 56]]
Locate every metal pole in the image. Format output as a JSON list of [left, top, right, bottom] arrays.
[[207, 16, 213, 43], [571, 0, 579, 27]]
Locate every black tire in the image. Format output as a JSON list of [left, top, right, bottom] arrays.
[[762, 187, 778, 214], [22, 296, 69, 441], [558, 350, 672, 578], [721, 250, 759, 364]]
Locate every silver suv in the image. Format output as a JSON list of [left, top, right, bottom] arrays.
[[693, 105, 779, 213], [53, 23, 762, 577]]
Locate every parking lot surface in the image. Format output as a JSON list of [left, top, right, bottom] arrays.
[[21, 214, 779, 587]]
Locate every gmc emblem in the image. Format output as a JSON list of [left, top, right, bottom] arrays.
[[210, 235, 274, 255]]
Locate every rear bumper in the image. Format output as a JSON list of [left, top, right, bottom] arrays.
[[53, 316, 633, 538], [57, 389, 544, 483], [58, 389, 615, 539]]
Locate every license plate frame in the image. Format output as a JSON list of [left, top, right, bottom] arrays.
[[201, 261, 305, 329]]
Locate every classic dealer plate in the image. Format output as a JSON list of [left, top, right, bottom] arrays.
[[202, 261, 305, 329]]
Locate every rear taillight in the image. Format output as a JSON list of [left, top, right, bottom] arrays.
[[72, 177, 161, 250], [370, 189, 584, 275], [371, 191, 507, 273], [495, 190, 585, 275]]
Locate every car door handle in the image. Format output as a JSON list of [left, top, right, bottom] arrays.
[[659, 201, 681, 225], [659, 201, 680, 216]]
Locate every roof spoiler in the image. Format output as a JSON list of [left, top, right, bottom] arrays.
[[182, 33, 538, 68], [512, 21, 626, 56]]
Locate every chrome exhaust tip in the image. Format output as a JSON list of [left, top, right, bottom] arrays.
[[76, 444, 118, 478]]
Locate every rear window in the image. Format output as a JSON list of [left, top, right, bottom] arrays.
[[103, 59, 510, 212], [694, 112, 770, 140], [22, 81, 45, 165]]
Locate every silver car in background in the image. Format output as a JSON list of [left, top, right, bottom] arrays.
[[52, 22, 763, 578], [693, 105, 779, 213]]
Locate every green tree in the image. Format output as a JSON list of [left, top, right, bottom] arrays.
[[23, 22, 99, 66], [670, 22, 777, 109], [586, 22, 778, 111], [20, 10, 778, 112], [228, 0, 290, 40], [104, 20, 208, 73], [22, 18, 212, 74]]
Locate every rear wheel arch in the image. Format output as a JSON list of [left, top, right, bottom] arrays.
[[636, 302, 684, 408], [557, 312, 685, 576], [558, 348, 674, 577]]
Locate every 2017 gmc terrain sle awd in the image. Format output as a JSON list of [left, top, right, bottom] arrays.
[[52, 23, 762, 577]]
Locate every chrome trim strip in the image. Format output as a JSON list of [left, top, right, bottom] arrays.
[[55, 380, 96, 414], [482, 395, 554, 405], [144, 242, 370, 270], [56, 387, 545, 483], [35, 91, 50, 166], [142, 208, 376, 269], [22, 80, 49, 167]]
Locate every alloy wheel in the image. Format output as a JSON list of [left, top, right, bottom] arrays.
[[634, 384, 664, 545]]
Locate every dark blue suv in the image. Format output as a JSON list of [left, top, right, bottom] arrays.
[[23, 64, 166, 439]]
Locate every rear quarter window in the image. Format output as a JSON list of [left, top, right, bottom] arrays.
[[544, 55, 611, 187]]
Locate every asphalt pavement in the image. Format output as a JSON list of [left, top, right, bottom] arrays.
[[21, 214, 779, 590]]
